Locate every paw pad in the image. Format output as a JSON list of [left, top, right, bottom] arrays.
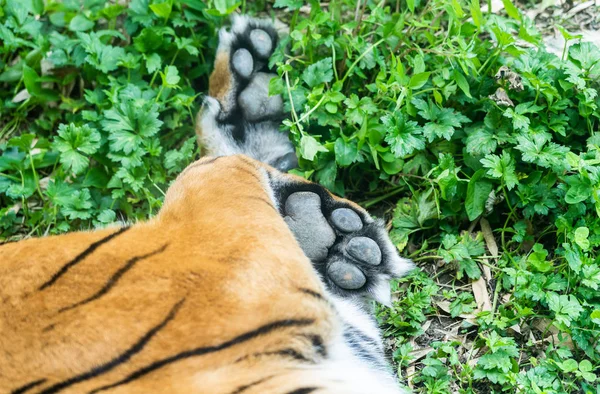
[[249, 29, 273, 58], [232, 48, 253, 79], [327, 260, 366, 290], [331, 208, 363, 232], [238, 72, 284, 121], [284, 192, 335, 262], [346, 237, 382, 266]]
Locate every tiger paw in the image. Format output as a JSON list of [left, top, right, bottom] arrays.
[[199, 16, 296, 171], [281, 189, 413, 306]]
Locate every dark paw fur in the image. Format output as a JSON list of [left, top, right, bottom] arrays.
[[276, 185, 413, 306]]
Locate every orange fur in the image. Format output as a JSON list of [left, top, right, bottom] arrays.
[[0, 156, 340, 394], [209, 52, 233, 106], [196, 52, 232, 155]]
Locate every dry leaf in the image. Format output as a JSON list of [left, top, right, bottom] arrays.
[[489, 87, 514, 107], [409, 347, 433, 364], [480, 218, 497, 281], [533, 319, 574, 349], [436, 300, 477, 323], [495, 66, 524, 91], [472, 276, 493, 313]]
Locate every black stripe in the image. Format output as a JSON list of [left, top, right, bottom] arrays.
[[298, 288, 324, 300], [59, 244, 169, 313], [271, 348, 311, 362], [344, 325, 381, 349], [11, 379, 47, 394], [342, 330, 387, 369], [90, 318, 315, 393], [286, 388, 319, 394], [230, 375, 276, 394], [301, 334, 327, 358], [39, 299, 185, 394], [235, 348, 312, 364], [39, 227, 130, 291]]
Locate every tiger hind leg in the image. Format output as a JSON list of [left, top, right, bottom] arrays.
[[197, 16, 297, 172]]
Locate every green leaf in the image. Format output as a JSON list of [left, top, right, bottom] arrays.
[[22, 65, 41, 96], [69, 14, 95, 32], [563, 243, 582, 273], [52, 124, 101, 175], [453, 70, 472, 98], [470, 0, 484, 29], [78, 32, 125, 73], [559, 359, 579, 373], [574, 226, 590, 250], [207, 0, 240, 15], [273, 0, 303, 9], [480, 151, 518, 190], [515, 134, 570, 172], [8, 134, 35, 152], [459, 259, 481, 280], [465, 169, 492, 221], [569, 42, 600, 70], [592, 310, 600, 325], [408, 72, 430, 89], [164, 137, 197, 174], [381, 157, 404, 175], [565, 179, 592, 204], [382, 112, 425, 157], [149, 1, 172, 19], [161, 65, 180, 87], [413, 99, 471, 142], [466, 127, 497, 155], [145, 53, 161, 73], [97, 209, 117, 224], [527, 243, 552, 273], [334, 138, 359, 167], [299, 135, 328, 161], [302, 58, 334, 88], [501, 0, 520, 20], [579, 360, 593, 373], [547, 292, 583, 327], [102, 101, 163, 155]]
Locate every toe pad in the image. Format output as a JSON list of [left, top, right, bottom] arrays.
[[249, 29, 273, 58], [327, 260, 367, 290], [232, 48, 253, 79], [346, 237, 382, 266], [331, 208, 363, 232]]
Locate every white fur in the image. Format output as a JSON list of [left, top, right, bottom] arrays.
[[295, 292, 407, 393]]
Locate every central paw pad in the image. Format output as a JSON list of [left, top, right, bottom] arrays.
[[284, 192, 335, 262]]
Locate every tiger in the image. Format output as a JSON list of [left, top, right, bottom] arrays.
[[0, 16, 413, 394]]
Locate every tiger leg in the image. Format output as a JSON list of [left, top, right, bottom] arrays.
[[196, 16, 297, 172]]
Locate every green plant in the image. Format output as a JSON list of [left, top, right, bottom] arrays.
[[270, 0, 600, 392], [2, 0, 600, 392], [0, 0, 233, 237]]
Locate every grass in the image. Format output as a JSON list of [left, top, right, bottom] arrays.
[[1, 0, 600, 392]]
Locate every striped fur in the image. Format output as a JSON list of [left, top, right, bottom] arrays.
[[0, 156, 407, 394]]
